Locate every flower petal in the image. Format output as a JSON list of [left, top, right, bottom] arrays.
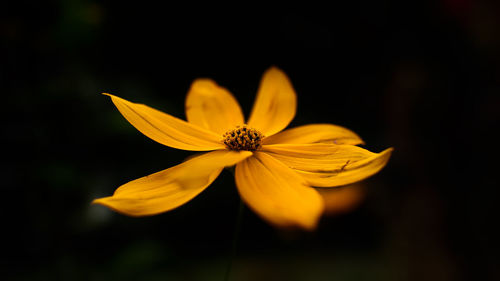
[[93, 150, 253, 216], [235, 152, 324, 230], [185, 79, 245, 134], [262, 143, 393, 187], [317, 184, 365, 216], [247, 67, 297, 136], [104, 94, 224, 151], [262, 124, 364, 145]]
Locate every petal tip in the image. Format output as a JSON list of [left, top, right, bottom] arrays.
[[190, 78, 217, 87], [102, 93, 121, 100], [374, 147, 394, 170], [300, 218, 321, 232], [91, 197, 108, 206], [266, 65, 284, 73], [382, 147, 395, 155], [282, 212, 322, 232], [264, 66, 289, 81]]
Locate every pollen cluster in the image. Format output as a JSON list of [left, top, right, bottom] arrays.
[[222, 125, 264, 151]]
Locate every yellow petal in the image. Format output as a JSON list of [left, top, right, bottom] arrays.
[[235, 152, 324, 230], [262, 143, 393, 187], [104, 93, 224, 151], [185, 79, 245, 134], [262, 124, 364, 145], [93, 150, 253, 216], [317, 184, 365, 216], [247, 67, 297, 136]]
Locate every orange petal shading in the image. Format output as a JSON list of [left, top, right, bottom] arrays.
[[235, 152, 324, 230], [317, 184, 365, 216], [263, 124, 364, 145], [262, 143, 393, 187], [104, 94, 224, 151], [93, 150, 252, 216], [247, 67, 297, 137], [185, 79, 245, 134]]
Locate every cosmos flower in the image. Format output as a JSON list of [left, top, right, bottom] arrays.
[[93, 67, 392, 230]]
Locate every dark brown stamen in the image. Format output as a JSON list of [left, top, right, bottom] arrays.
[[222, 125, 264, 151]]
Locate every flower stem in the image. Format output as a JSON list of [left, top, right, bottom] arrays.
[[224, 198, 245, 281]]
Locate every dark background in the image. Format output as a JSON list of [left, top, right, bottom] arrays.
[[2, 1, 499, 280]]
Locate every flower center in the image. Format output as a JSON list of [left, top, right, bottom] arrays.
[[222, 125, 264, 151]]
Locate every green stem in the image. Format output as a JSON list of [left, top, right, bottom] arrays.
[[224, 198, 245, 281]]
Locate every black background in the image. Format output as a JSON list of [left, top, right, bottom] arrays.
[[2, 1, 499, 280]]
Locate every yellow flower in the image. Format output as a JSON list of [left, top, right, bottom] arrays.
[[93, 67, 393, 230]]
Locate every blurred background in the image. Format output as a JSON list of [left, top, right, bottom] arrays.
[[2, 1, 499, 280]]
